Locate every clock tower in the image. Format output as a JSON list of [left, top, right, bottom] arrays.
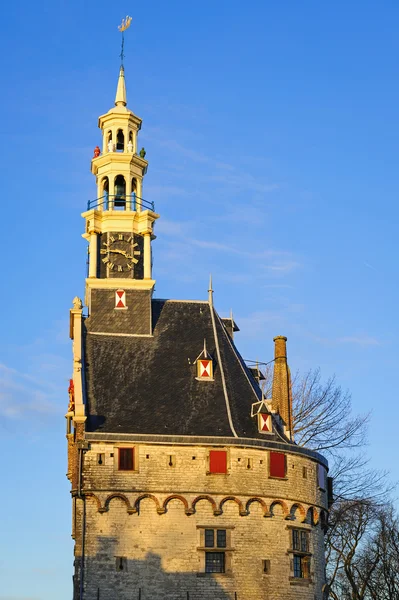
[[82, 66, 159, 335], [67, 54, 330, 600]]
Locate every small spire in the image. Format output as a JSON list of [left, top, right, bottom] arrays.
[[208, 274, 213, 306], [115, 66, 127, 107]]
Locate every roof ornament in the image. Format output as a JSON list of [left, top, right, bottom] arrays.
[[208, 274, 213, 306], [72, 297, 83, 310], [118, 15, 132, 67]]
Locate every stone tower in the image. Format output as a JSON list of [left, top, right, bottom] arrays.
[[66, 66, 330, 600]]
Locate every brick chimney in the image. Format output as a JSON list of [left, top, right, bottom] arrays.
[[271, 336, 293, 439]]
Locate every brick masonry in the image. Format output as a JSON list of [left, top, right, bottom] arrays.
[[72, 441, 328, 600]]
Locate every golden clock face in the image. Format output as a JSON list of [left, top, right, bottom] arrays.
[[100, 233, 141, 273]]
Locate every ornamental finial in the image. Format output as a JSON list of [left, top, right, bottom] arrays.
[[118, 15, 132, 67], [72, 297, 83, 310], [208, 274, 213, 306]]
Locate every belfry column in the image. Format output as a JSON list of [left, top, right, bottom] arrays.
[[88, 230, 98, 278], [143, 231, 152, 279]]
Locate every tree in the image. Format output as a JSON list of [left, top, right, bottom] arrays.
[[262, 367, 389, 502], [326, 500, 399, 600]]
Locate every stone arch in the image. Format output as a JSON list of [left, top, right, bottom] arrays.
[[289, 503, 307, 522], [320, 509, 328, 531], [245, 497, 270, 517], [104, 493, 134, 514], [219, 496, 247, 516], [162, 494, 189, 513], [307, 506, 319, 525], [269, 499, 289, 519], [85, 493, 103, 513], [135, 494, 163, 514], [192, 495, 219, 515]]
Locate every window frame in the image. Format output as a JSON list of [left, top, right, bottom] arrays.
[[114, 445, 138, 472], [288, 527, 312, 581], [197, 526, 233, 575]]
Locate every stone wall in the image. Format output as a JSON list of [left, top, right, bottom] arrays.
[[72, 442, 328, 600]]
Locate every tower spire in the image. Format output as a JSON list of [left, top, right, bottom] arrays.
[[115, 66, 127, 107]]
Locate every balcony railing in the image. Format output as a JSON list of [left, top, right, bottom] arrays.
[[87, 194, 155, 212]]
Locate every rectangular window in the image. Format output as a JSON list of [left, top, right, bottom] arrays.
[[293, 555, 302, 578], [293, 555, 310, 579], [203, 528, 228, 573], [217, 529, 226, 548], [300, 531, 309, 552], [291, 529, 310, 579], [292, 529, 300, 550], [118, 448, 134, 470], [205, 529, 215, 548], [292, 528, 309, 552], [269, 452, 286, 478], [209, 450, 227, 474], [205, 552, 225, 573]]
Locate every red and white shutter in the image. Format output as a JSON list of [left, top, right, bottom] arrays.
[[258, 413, 272, 433], [115, 289, 127, 309], [197, 359, 213, 379]]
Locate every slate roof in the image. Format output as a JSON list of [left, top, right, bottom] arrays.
[[84, 299, 282, 440]]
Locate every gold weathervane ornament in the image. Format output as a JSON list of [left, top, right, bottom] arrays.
[[118, 16, 132, 66], [118, 16, 132, 32]]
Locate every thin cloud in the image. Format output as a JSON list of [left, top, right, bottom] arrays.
[[364, 261, 377, 271], [0, 361, 65, 420], [337, 336, 380, 347]]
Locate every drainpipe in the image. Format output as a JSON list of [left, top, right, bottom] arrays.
[[78, 447, 86, 600]]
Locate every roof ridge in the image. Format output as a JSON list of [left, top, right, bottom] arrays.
[[209, 303, 238, 438], [153, 298, 209, 304], [215, 311, 262, 404]]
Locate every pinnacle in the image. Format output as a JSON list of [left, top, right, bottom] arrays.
[[115, 66, 127, 107]]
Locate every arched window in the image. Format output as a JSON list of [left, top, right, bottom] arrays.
[[101, 177, 109, 210], [131, 178, 137, 210], [116, 129, 125, 152], [114, 175, 126, 209]]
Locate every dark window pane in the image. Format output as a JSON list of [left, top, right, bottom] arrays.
[[205, 552, 225, 573], [217, 530, 226, 548], [292, 530, 300, 550], [205, 529, 214, 548], [119, 448, 134, 470], [300, 531, 308, 552], [293, 555, 302, 578]]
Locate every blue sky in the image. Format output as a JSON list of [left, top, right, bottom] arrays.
[[1, 1, 398, 598]]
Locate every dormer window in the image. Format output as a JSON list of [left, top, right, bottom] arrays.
[[195, 339, 214, 381], [197, 359, 213, 379], [258, 413, 272, 433]]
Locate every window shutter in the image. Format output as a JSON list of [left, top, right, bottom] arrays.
[[269, 452, 286, 478], [209, 450, 227, 474], [119, 448, 134, 470]]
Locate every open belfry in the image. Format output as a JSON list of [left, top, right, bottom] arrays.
[[66, 32, 330, 600]]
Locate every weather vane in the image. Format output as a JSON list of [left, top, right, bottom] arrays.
[[118, 15, 132, 66]]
